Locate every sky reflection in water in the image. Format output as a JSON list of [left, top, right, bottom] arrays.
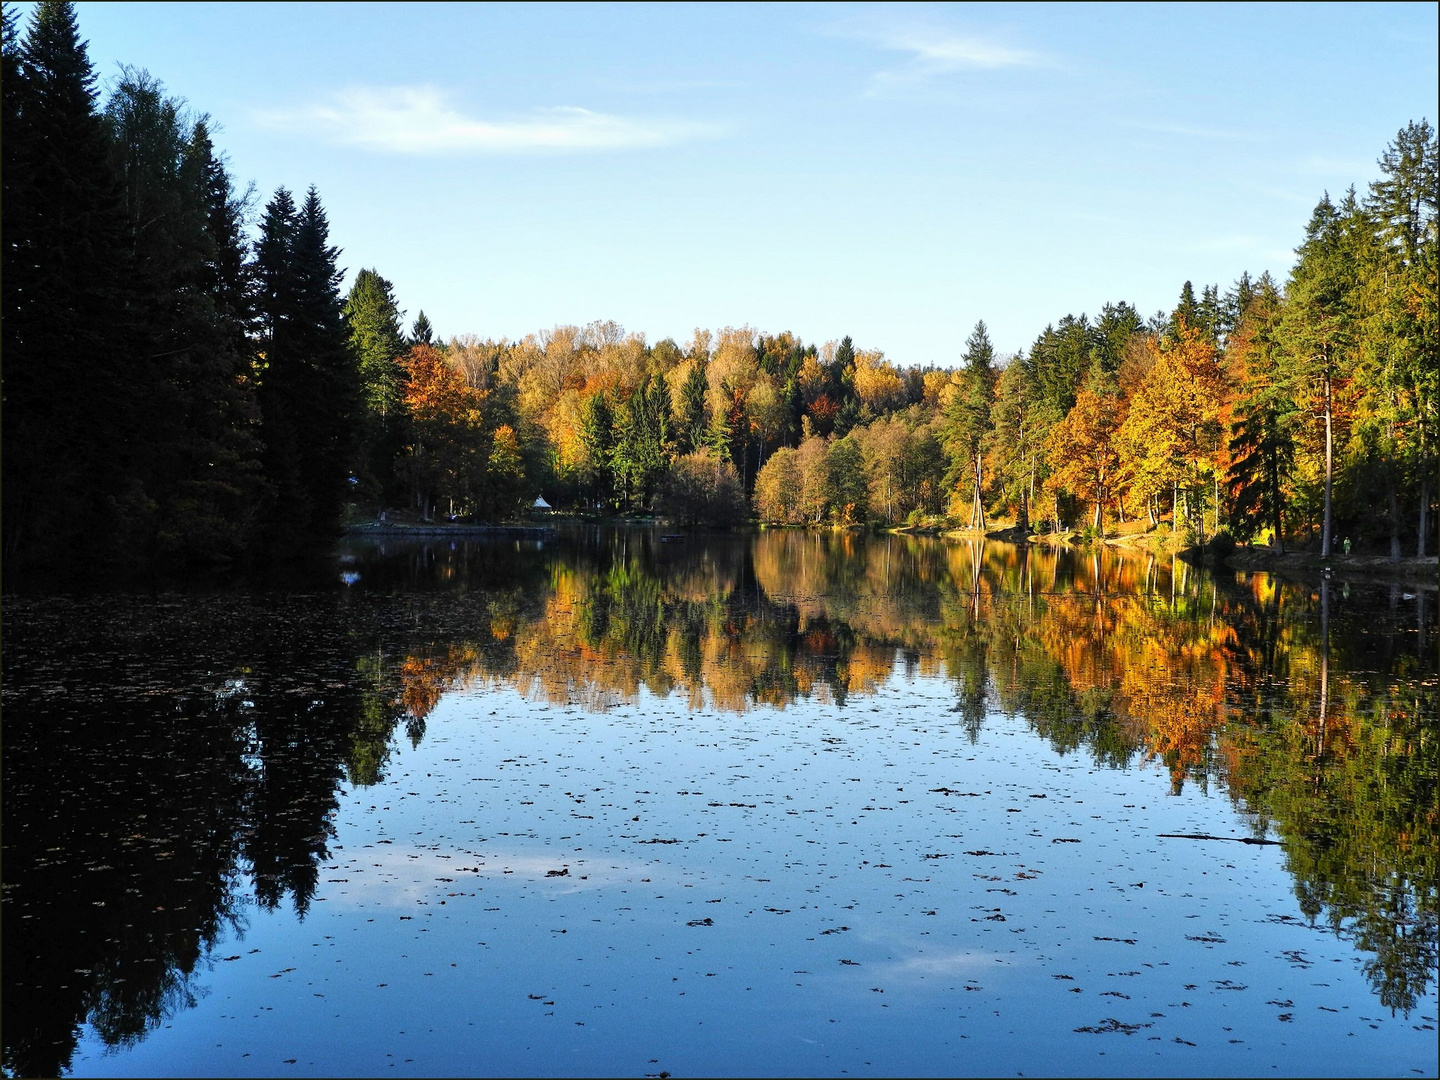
[[2, 530, 1435, 1077]]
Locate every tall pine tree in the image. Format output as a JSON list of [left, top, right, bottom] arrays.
[[1, 0, 137, 570]]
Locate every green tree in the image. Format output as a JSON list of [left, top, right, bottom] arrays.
[[676, 360, 709, 455], [943, 321, 998, 529], [989, 357, 1039, 532], [826, 435, 869, 524], [1279, 192, 1363, 557], [345, 268, 407, 501], [103, 71, 268, 562], [410, 310, 435, 346], [255, 185, 357, 551], [578, 390, 615, 508], [1169, 280, 1199, 340], [1, 0, 136, 570], [1362, 120, 1438, 556], [1227, 295, 1296, 548]]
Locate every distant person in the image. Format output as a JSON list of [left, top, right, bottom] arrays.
[[1343, 536, 1351, 555]]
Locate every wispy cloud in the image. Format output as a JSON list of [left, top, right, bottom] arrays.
[[842, 22, 1046, 96], [878, 28, 1042, 72], [254, 86, 723, 154]]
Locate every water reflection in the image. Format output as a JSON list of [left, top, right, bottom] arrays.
[[1, 530, 1435, 1075]]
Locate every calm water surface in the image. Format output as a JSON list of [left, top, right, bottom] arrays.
[[3, 530, 1436, 1077]]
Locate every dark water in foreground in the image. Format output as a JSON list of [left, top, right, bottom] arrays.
[[2, 529, 1436, 1078]]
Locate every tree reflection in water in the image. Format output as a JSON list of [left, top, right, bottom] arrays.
[[2, 529, 1434, 1075]]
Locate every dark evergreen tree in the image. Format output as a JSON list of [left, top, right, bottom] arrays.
[[1169, 280, 1199, 338], [1369, 119, 1438, 265], [1228, 311, 1296, 549], [410, 310, 435, 346], [345, 268, 407, 502], [677, 361, 708, 454], [1, 0, 138, 571], [291, 187, 358, 539], [1091, 301, 1142, 376], [944, 321, 998, 529], [1222, 271, 1257, 339], [1197, 283, 1222, 343], [782, 375, 804, 448], [1025, 314, 1093, 418], [254, 186, 357, 552], [104, 71, 267, 562], [579, 390, 614, 508]]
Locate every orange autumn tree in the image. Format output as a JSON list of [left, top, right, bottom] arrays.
[[1045, 384, 1123, 530], [397, 344, 489, 520], [1115, 321, 1229, 534]]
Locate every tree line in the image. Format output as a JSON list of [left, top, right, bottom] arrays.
[[3, 1, 1434, 579]]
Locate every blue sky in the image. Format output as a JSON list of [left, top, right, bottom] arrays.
[[50, 2, 1440, 364]]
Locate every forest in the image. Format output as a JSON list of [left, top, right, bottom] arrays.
[[3, 1, 1436, 580]]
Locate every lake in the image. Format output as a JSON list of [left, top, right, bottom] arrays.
[[2, 529, 1436, 1078]]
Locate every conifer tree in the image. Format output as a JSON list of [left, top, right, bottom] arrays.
[[1, 0, 135, 568], [944, 321, 998, 529], [1227, 294, 1295, 549], [1279, 191, 1362, 557], [677, 361, 709, 455], [579, 391, 614, 508], [254, 186, 356, 550], [345, 268, 407, 501]]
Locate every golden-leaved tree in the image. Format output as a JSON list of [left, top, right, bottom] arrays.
[[1115, 322, 1228, 534], [1045, 385, 1123, 529]]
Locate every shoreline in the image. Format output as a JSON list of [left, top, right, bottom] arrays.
[[1222, 546, 1438, 586], [343, 522, 555, 539]]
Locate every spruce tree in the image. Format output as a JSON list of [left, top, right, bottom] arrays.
[[104, 70, 266, 561], [579, 391, 614, 508], [255, 187, 308, 543], [944, 321, 998, 529], [345, 268, 407, 501], [291, 186, 358, 542], [1169, 281, 1199, 339], [678, 362, 708, 454], [2, 0, 135, 569], [411, 310, 435, 346]]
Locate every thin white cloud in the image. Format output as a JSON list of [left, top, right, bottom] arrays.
[[845, 22, 1045, 96], [880, 28, 1041, 72], [254, 86, 723, 154]]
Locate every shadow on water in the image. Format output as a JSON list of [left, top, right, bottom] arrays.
[[2, 528, 1435, 1075]]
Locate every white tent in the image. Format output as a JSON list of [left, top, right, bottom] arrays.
[[533, 495, 551, 509]]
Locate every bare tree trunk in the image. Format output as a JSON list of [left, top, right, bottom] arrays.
[[972, 456, 986, 531]]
